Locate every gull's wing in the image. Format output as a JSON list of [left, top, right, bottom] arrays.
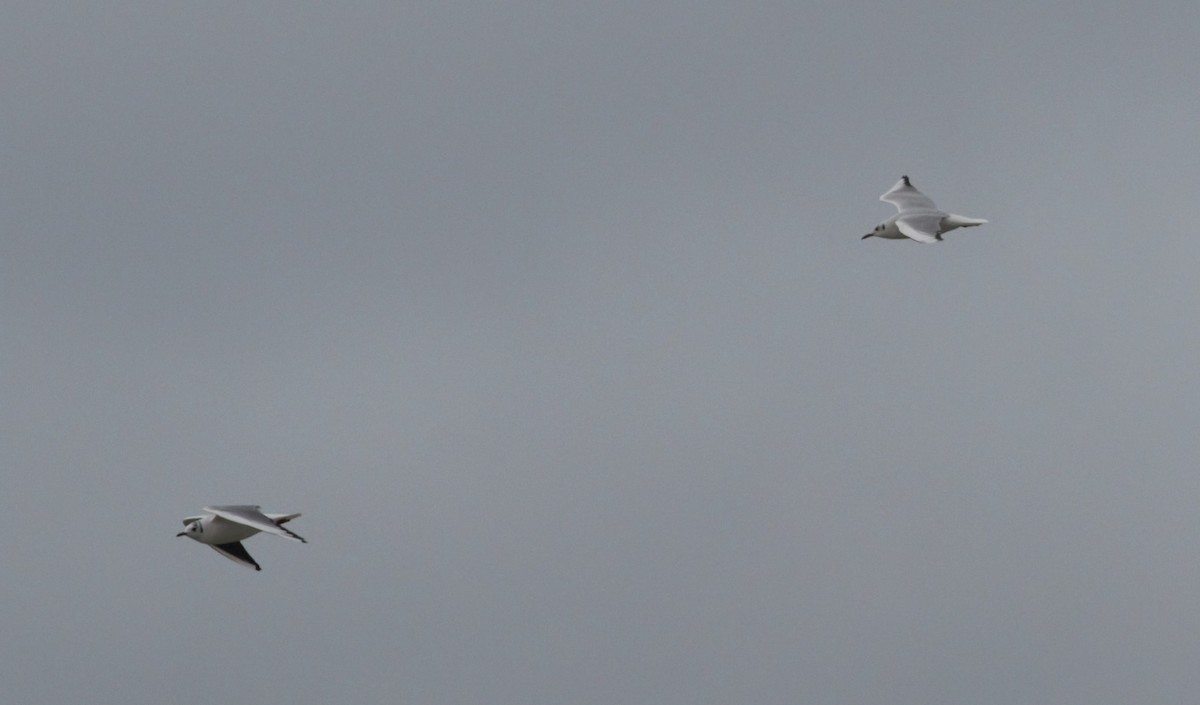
[[881, 176, 937, 213], [181, 515, 204, 526], [895, 215, 943, 243], [209, 542, 262, 571], [205, 505, 307, 543]]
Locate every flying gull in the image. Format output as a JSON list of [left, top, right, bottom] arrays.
[[863, 175, 987, 243], [177, 505, 306, 571]]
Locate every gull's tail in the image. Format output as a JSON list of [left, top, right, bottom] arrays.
[[943, 214, 987, 229]]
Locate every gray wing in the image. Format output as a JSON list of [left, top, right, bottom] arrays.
[[205, 505, 307, 543], [265, 512, 302, 526], [880, 176, 938, 213], [895, 215, 943, 243]]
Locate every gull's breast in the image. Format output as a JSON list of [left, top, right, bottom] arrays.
[[196, 515, 261, 544]]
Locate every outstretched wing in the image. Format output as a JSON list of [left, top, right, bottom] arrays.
[[895, 215, 943, 243], [209, 542, 262, 571], [265, 512, 302, 526], [205, 505, 307, 543], [880, 176, 937, 213]]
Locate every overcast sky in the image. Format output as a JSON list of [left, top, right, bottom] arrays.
[[4, 2, 1200, 704]]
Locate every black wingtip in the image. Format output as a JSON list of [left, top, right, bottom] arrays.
[[901, 175, 911, 186], [216, 541, 262, 571]]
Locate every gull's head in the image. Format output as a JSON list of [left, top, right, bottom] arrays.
[[863, 223, 884, 239], [176, 521, 202, 540]]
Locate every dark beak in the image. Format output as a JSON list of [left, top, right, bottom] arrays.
[[862, 233, 874, 239], [176, 531, 186, 537]]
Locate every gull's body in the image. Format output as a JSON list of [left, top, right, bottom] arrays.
[[863, 176, 986, 243], [177, 505, 305, 571]]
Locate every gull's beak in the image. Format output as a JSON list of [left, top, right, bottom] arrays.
[[176, 531, 187, 537], [862, 233, 875, 239]]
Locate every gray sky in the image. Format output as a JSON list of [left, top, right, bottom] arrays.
[[4, 2, 1200, 703]]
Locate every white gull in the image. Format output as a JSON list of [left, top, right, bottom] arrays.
[[863, 176, 986, 243], [177, 505, 306, 571]]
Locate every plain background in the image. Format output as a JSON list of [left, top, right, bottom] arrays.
[[4, 2, 1200, 703]]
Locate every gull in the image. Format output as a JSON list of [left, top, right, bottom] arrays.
[[863, 175, 987, 243], [177, 505, 306, 571]]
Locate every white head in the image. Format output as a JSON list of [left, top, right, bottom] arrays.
[[863, 219, 901, 240], [176, 520, 203, 541]]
